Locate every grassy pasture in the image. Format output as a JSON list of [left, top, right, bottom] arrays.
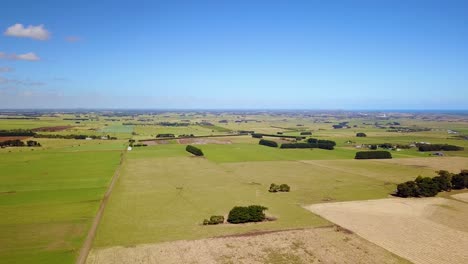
[[0, 148, 122, 263], [93, 146, 438, 248]]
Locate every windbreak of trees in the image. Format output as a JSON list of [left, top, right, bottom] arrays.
[[417, 144, 464, 152], [300, 131, 312, 135], [356, 132, 367, 137], [254, 133, 305, 140], [252, 133, 263, 138], [34, 134, 117, 140], [186, 145, 204, 156], [0, 129, 36, 137], [280, 142, 334, 150], [0, 140, 41, 147], [156, 133, 175, 138], [259, 139, 278, 148], [396, 170, 468, 197], [227, 205, 268, 224], [305, 138, 336, 150], [355, 151, 392, 159]]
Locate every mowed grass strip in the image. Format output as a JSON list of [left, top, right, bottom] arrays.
[[93, 153, 434, 248], [0, 150, 122, 264]]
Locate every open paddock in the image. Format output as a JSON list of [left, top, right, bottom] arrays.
[[305, 197, 468, 264]]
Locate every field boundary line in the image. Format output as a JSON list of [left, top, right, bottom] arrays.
[[76, 149, 127, 264]]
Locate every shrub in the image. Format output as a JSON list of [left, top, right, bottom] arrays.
[[269, 183, 290, 192], [203, 215, 224, 225], [259, 139, 278, 148], [279, 184, 290, 192], [355, 151, 392, 159], [227, 205, 268, 224], [269, 183, 280, 192], [356, 132, 367, 137], [186, 145, 204, 156]]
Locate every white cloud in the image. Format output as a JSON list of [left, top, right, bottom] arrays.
[[4, 23, 50, 40], [0, 52, 40, 61], [14, 52, 40, 61]]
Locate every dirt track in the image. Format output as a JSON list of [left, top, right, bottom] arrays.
[[305, 198, 468, 264], [86, 227, 407, 264], [76, 151, 127, 264]]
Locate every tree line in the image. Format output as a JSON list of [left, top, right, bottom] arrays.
[[0, 129, 36, 137], [355, 151, 392, 159], [396, 170, 468, 197], [417, 144, 464, 152], [186, 145, 204, 156], [0, 140, 41, 148]]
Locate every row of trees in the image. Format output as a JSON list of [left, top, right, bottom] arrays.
[[0, 129, 36, 137], [34, 134, 117, 140], [306, 138, 336, 150], [396, 170, 468, 197], [186, 145, 204, 156], [356, 132, 367, 137], [0, 140, 41, 147], [279, 142, 334, 150], [259, 139, 278, 147], [417, 144, 464, 152], [156, 133, 175, 138], [269, 183, 290, 192], [355, 151, 392, 159]]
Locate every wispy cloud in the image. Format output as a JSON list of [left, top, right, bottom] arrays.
[[4, 23, 50, 40], [0, 52, 40, 61], [65, 36, 81, 42], [0, 76, 45, 86], [0, 66, 13, 73]]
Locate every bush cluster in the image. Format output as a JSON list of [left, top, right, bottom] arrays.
[[259, 139, 278, 148], [396, 170, 468, 197], [356, 132, 367, 137], [186, 145, 204, 156], [355, 151, 392, 159], [269, 183, 290, 192], [203, 215, 224, 225], [227, 205, 268, 224], [418, 144, 464, 152]]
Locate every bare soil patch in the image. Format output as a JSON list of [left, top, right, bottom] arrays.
[[143, 140, 173, 145], [0, 136, 29, 142], [177, 138, 232, 145], [32, 125, 74, 132], [86, 227, 406, 264], [375, 157, 468, 173], [305, 197, 468, 264]]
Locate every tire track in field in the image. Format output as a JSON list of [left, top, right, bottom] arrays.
[[76, 150, 127, 264]]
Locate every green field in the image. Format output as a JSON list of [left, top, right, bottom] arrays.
[[0, 145, 123, 263], [1, 111, 467, 263], [93, 143, 440, 247]]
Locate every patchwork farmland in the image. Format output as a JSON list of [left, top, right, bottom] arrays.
[[0, 110, 467, 264]]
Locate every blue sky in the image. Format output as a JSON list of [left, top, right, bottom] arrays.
[[0, 0, 467, 109]]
